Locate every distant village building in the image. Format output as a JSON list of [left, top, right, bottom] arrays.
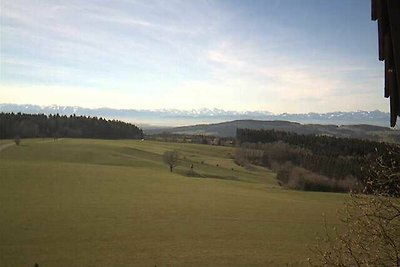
[[211, 138, 220, 145]]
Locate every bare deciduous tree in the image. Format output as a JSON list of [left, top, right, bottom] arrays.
[[163, 150, 179, 172], [309, 149, 400, 266]]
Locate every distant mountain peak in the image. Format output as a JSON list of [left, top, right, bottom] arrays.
[[0, 103, 392, 128]]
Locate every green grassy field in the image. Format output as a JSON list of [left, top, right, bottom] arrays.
[[0, 139, 345, 266]]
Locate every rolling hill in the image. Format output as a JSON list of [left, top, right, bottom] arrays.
[[145, 120, 400, 143]]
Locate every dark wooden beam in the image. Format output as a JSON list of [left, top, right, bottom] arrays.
[[387, 0, 400, 119], [372, 0, 400, 127]]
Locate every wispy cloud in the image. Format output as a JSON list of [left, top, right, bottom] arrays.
[[0, 0, 388, 113], [200, 34, 385, 112]]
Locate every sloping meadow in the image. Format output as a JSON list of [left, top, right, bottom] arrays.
[[0, 138, 344, 266]]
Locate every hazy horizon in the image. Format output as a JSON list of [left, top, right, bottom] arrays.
[[0, 102, 393, 128], [1, 102, 389, 113], [0, 0, 389, 114]]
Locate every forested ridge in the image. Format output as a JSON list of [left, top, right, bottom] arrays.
[[236, 128, 400, 192], [0, 112, 143, 139], [237, 128, 389, 156]]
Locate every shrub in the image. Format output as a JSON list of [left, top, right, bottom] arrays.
[[14, 135, 20, 145], [278, 165, 355, 193], [310, 149, 400, 266], [310, 194, 400, 266]]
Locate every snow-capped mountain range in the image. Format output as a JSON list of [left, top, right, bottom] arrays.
[[0, 103, 393, 128]]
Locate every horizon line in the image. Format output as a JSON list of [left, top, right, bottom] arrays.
[[0, 103, 389, 116]]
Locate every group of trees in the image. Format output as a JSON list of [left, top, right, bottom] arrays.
[[148, 133, 235, 146], [236, 129, 400, 265], [235, 128, 399, 192], [0, 113, 143, 140], [237, 128, 389, 157]]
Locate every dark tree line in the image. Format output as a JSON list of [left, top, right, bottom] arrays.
[[0, 113, 143, 139], [238, 141, 362, 180], [147, 133, 236, 146], [237, 128, 389, 157], [236, 128, 400, 192]]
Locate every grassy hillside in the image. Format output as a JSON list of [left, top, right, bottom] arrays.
[[0, 139, 345, 266]]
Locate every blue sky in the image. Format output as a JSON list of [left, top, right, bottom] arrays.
[[0, 0, 387, 113]]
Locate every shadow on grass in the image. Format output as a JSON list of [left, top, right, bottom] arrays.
[[177, 169, 240, 181]]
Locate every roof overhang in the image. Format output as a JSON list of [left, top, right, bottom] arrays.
[[372, 0, 400, 127]]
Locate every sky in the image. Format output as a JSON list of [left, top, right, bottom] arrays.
[[0, 0, 388, 113]]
